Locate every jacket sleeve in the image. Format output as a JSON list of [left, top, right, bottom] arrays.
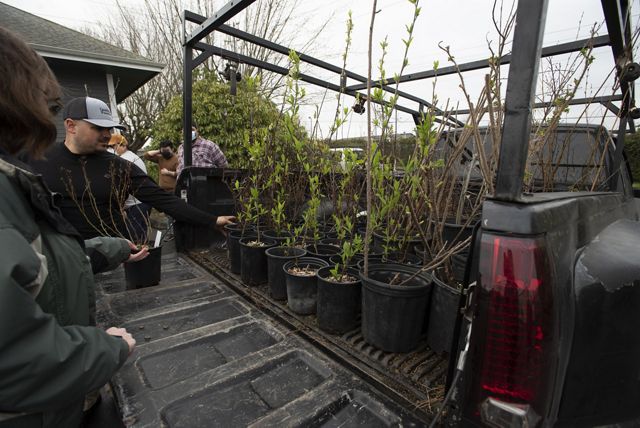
[[84, 236, 131, 274], [126, 160, 218, 227], [143, 152, 159, 163], [0, 227, 129, 413]]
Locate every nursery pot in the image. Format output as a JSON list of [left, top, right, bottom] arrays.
[[304, 243, 340, 263], [223, 222, 255, 234], [228, 230, 257, 274], [329, 253, 362, 268], [372, 230, 398, 254], [265, 246, 307, 300], [125, 246, 162, 289], [319, 237, 342, 247], [355, 254, 385, 271], [414, 244, 433, 265], [262, 229, 295, 245], [383, 251, 422, 266], [283, 257, 328, 315], [239, 237, 277, 286], [426, 273, 462, 355], [442, 220, 474, 246], [317, 266, 361, 334], [360, 263, 433, 353], [451, 252, 469, 284]]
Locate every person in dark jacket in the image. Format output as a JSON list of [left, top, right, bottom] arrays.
[[0, 27, 140, 427], [30, 97, 235, 242]]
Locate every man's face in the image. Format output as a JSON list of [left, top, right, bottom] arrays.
[[160, 146, 173, 156], [66, 119, 113, 155]]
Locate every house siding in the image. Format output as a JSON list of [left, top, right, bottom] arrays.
[[48, 60, 110, 143]]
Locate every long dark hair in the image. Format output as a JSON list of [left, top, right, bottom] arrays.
[[0, 26, 62, 157]]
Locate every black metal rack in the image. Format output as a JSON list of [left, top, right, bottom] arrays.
[[180, 0, 636, 192]]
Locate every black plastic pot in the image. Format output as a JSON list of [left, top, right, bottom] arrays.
[[427, 273, 462, 354], [297, 231, 326, 244], [442, 220, 474, 246], [239, 237, 277, 286], [317, 266, 361, 334], [329, 253, 362, 268], [383, 251, 422, 266], [451, 252, 469, 284], [265, 246, 307, 300], [414, 244, 433, 265], [125, 246, 162, 289], [223, 222, 254, 234], [360, 263, 433, 353], [228, 230, 257, 274], [319, 237, 342, 247], [355, 254, 385, 271], [304, 243, 340, 263], [262, 229, 295, 245], [283, 257, 328, 315], [372, 230, 398, 254]]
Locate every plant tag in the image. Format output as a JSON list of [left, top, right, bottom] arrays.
[[154, 231, 162, 248]]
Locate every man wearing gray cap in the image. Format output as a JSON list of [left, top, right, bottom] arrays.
[[30, 97, 235, 241]]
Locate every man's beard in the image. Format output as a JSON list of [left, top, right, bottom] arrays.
[[161, 151, 172, 159]]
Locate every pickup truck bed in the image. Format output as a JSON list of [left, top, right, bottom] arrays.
[[94, 239, 447, 427]]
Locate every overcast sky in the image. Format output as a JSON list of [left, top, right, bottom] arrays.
[[3, 0, 638, 138]]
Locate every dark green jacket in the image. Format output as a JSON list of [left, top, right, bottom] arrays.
[[0, 155, 130, 427]]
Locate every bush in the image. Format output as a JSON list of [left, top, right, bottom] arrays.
[[152, 70, 306, 168], [626, 132, 640, 183]]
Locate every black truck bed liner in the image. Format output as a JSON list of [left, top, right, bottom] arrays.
[[94, 242, 448, 427]]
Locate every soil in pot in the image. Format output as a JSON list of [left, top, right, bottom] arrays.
[[125, 245, 162, 289], [283, 257, 328, 315], [426, 272, 462, 355], [228, 230, 257, 274], [239, 237, 277, 286], [317, 266, 361, 334], [265, 246, 307, 300], [360, 263, 433, 353]]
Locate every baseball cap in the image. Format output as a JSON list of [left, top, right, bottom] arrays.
[[63, 97, 126, 130]]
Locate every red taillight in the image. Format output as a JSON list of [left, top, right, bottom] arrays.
[[465, 233, 554, 425]]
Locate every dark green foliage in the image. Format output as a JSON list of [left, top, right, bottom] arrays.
[[152, 71, 304, 168], [625, 132, 640, 184]]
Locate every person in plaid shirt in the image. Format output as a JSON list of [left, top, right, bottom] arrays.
[[176, 126, 228, 178]]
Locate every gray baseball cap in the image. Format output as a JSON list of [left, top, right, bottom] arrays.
[[63, 97, 126, 130]]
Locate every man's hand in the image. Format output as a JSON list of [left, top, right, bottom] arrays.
[[106, 327, 136, 355], [160, 168, 175, 177], [125, 240, 149, 263], [215, 215, 236, 228]]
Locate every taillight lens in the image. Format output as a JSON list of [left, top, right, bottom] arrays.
[[464, 233, 555, 426]]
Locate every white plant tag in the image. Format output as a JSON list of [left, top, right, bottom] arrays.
[[154, 231, 162, 248]]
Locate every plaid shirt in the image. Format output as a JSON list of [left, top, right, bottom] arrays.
[[176, 137, 228, 178]]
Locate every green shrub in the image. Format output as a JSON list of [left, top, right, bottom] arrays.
[[626, 132, 640, 183], [152, 70, 306, 168]]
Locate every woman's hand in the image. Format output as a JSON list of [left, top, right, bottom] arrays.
[[106, 327, 136, 355], [125, 240, 149, 262]]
